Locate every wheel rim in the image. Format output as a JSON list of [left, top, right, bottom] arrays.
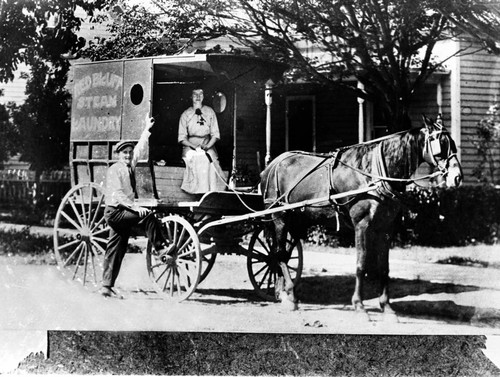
[[199, 248, 217, 284], [53, 182, 109, 288], [146, 215, 201, 302], [247, 226, 303, 301]]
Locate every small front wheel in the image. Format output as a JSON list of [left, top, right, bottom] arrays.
[[246, 226, 303, 301], [146, 215, 201, 302]]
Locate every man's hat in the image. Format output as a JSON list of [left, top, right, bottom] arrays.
[[115, 140, 136, 153]]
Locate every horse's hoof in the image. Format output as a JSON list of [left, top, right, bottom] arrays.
[[381, 305, 399, 322], [353, 303, 367, 313], [281, 298, 298, 311], [354, 308, 370, 322]]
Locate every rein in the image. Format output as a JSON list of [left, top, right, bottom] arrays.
[[261, 122, 456, 210], [336, 127, 453, 189]]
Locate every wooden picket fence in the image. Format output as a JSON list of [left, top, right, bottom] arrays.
[[0, 169, 71, 208]]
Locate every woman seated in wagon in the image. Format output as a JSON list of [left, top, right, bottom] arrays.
[[178, 88, 226, 194]]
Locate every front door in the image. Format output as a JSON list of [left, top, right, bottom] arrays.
[[286, 96, 315, 152]]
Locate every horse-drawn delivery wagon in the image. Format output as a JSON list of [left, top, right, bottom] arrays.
[[53, 53, 463, 311]]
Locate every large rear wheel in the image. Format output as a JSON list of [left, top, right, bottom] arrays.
[[146, 215, 201, 301], [246, 226, 303, 301], [53, 182, 109, 288]]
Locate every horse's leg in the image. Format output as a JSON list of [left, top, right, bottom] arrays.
[[376, 231, 391, 312], [376, 229, 398, 318], [274, 216, 298, 310], [352, 217, 372, 312]]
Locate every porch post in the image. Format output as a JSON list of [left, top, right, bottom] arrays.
[[265, 79, 274, 167], [357, 81, 365, 143], [450, 41, 462, 160]]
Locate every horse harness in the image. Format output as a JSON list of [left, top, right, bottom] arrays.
[[263, 150, 342, 208], [263, 123, 456, 208]]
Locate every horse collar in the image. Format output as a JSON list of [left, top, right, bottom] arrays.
[[372, 144, 405, 200]]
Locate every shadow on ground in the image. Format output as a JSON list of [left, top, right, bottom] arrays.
[[196, 275, 500, 327]]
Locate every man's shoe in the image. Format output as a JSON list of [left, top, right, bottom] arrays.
[[99, 287, 123, 299]]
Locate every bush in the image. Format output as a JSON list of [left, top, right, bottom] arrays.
[[400, 185, 500, 246], [0, 227, 54, 259], [303, 185, 500, 248]]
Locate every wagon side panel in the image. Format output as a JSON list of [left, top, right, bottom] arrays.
[[122, 59, 154, 144], [122, 58, 155, 199], [70, 61, 124, 187]]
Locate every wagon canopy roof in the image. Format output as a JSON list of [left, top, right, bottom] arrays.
[[152, 53, 288, 85]]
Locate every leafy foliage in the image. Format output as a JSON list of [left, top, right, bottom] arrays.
[[0, 0, 103, 83], [81, 0, 221, 60], [0, 97, 19, 163], [10, 60, 72, 172], [400, 186, 500, 246], [304, 185, 500, 247], [0, 0, 104, 170], [0, 227, 54, 257], [179, 0, 500, 132], [472, 103, 500, 185]]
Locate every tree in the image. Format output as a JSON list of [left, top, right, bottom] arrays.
[[473, 102, 500, 185], [173, 0, 500, 132], [10, 60, 71, 173], [0, 0, 104, 170], [81, 0, 220, 60], [0, 0, 103, 83], [0, 92, 19, 164]]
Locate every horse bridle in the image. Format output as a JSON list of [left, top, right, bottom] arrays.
[[421, 123, 458, 175]]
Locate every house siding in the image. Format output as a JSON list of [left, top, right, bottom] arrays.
[[459, 41, 500, 184]]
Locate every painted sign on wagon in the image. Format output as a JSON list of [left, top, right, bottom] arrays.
[[70, 61, 124, 140]]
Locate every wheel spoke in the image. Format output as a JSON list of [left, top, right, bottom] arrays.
[[177, 237, 193, 255], [62, 241, 84, 267], [90, 239, 106, 256], [90, 217, 107, 234], [255, 237, 271, 254], [92, 236, 108, 245], [253, 262, 268, 281], [87, 187, 94, 226], [177, 244, 196, 259], [175, 227, 186, 249], [61, 210, 84, 232], [90, 248, 98, 284], [77, 188, 88, 227], [92, 225, 109, 236], [152, 259, 168, 281], [67, 196, 85, 229], [169, 267, 175, 296], [57, 238, 80, 252], [257, 267, 271, 289], [250, 249, 268, 262], [172, 221, 179, 245], [82, 243, 89, 285], [164, 222, 173, 241], [71, 243, 85, 280]]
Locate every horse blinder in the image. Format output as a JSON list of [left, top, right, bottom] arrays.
[[422, 127, 453, 170]]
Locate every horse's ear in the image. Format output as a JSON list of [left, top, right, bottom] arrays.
[[421, 114, 434, 130]]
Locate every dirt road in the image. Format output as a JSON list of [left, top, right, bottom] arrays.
[[1, 247, 500, 334], [2, 246, 500, 373]]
